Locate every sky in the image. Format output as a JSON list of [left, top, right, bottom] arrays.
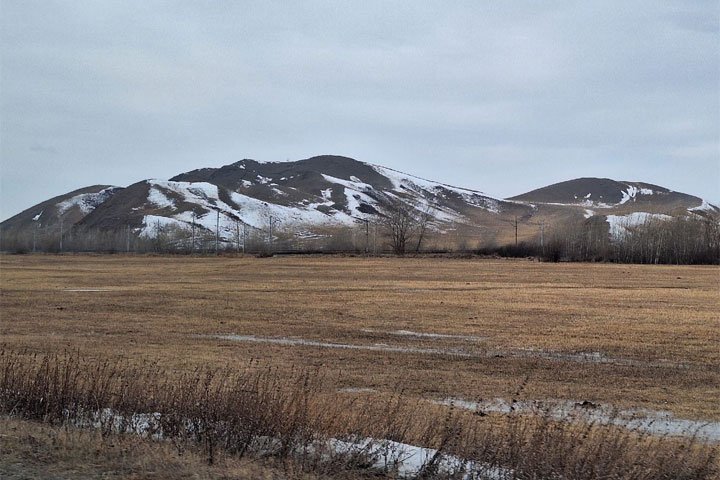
[[1, 1, 718, 220]]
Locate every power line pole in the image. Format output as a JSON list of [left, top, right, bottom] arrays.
[[126, 224, 130, 253], [191, 212, 196, 253], [33, 224, 38, 253], [59, 216, 64, 253], [364, 219, 369, 253], [242, 222, 247, 254], [235, 220, 241, 253], [513, 216, 518, 247], [539, 220, 546, 250], [215, 210, 220, 255]]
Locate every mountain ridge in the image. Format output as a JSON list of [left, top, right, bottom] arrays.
[[1, 156, 717, 250]]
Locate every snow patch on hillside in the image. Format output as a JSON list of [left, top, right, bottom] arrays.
[[147, 186, 176, 209], [606, 212, 672, 238], [56, 188, 118, 215], [140, 180, 357, 240], [689, 200, 718, 213]]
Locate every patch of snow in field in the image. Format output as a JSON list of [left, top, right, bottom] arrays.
[[583, 209, 595, 218], [72, 407, 511, 479], [606, 212, 672, 238], [147, 187, 176, 209], [240, 179, 253, 187], [639, 188, 654, 195], [213, 334, 685, 369], [64, 289, 113, 292], [363, 329, 485, 342], [32, 211, 43, 221], [213, 334, 473, 357], [331, 437, 509, 479], [438, 398, 720, 443], [338, 387, 377, 394]]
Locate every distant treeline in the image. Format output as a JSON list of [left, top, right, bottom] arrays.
[[1, 214, 718, 265], [480, 215, 720, 265]]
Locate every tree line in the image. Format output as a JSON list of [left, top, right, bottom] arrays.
[[1, 206, 718, 264]]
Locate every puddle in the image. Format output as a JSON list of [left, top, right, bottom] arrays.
[[437, 398, 720, 443]]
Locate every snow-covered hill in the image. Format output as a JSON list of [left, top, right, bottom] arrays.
[[2, 157, 716, 248]]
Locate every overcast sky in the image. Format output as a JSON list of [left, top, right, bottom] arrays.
[[1, 1, 718, 220]]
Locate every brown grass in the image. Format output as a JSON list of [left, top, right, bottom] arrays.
[[1, 350, 717, 479], [1, 254, 718, 420]]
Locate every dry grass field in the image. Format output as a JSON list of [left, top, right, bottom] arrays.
[[2, 254, 719, 478], [1, 254, 718, 420]]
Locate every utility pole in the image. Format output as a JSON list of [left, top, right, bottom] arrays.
[[242, 222, 247, 254], [268, 216, 274, 252], [514, 216, 518, 247], [364, 219, 369, 253], [59, 216, 64, 253], [33, 224, 38, 253], [126, 224, 130, 253], [191, 212, 196, 253], [539, 220, 546, 250], [215, 210, 220, 255], [235, 220, 241, 253]]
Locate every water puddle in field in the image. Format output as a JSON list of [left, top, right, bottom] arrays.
[[209, 335, 688, 369], [437, 398, 720, 443]]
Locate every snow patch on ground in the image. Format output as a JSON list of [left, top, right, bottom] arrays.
[[331, 437, 509, 479], [337, 387, 377, 394], [362, 329, 485, 342], [64, 289, 114, 292], [32, 211, 43, 221], [212, 334, 686, 369], [438, 398, 720, 443], [213, 334, 473, 357]]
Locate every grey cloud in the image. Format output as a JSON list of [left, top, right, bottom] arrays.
[[1, 0, 718, 220]]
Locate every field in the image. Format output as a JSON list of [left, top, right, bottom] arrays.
[[1, 254, 719, 478]]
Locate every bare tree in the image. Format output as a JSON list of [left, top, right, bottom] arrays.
[[383, 200, 417, 255], [414, 202, 435, 253]]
